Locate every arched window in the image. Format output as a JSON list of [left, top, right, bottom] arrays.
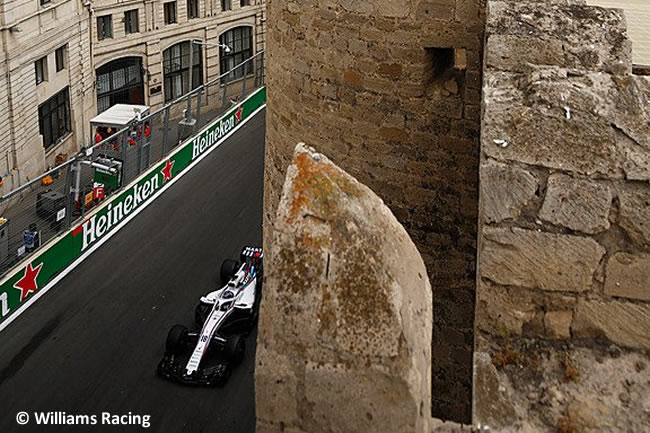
[[163, 41, 203, 101], [219, 26, 253, 81], [96, 57, 144, 113]]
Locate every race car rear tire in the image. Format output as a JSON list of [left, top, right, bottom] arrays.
[[220, 259, 239, 285], [225, 334, 245, 365], [166, 324, 188, 355]]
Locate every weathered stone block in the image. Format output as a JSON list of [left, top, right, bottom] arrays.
[[256, 144, 432, 433], [464, 104, 481, 122], [483, 103, 623, 178], [255, 347, 300, 426], [416, 1, 455, 21], [486, 1, 632, 73], [480, 161, 538, 223], [486, 35, 566, 72], [475, 281, 537, 336], [618, 184, 650, 247], [622, 143, 650, 181], [604, 253, 650, 301], [304, 362, 418, 433], [539, 174, 612, 234], [481, 227, 605, 292], [348, 38, 369, 56], [374, 0, 411, 18], [456, 0, 481, 23], [544, 311, 572, 339], [566, 396, 616, 433], [343, 69, 362, 89], [377, 62, 403, 79], [573, 300, 650, 349], [473, 352, 518, 429], [339, 0, 373, 14]]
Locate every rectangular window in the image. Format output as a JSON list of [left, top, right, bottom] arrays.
[[124, 9, 139, 34], [39, 0, 51, 6], [164, 2, 177, 24], [39, 87, 71, 150], [97, 15, 113, 40], [240, 0, 250, 6], [35, 56, 48, 85], [55, 45, 66, 72], [219, 26, 253, 83], [188, 0, 199, 19], [163, 42, 202, 102], [221, 0, 231, 11]]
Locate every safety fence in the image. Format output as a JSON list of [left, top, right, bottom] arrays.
[[0, 52, 266, 329], [0, 51, 264, 278]]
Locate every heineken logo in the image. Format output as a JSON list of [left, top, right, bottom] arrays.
[[76, 168, 165, 252], [192, 109, 240, 160], [161, 159, 174, 183], [14, 262, 44, 302]]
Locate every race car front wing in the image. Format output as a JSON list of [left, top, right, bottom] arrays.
[[157, 354, 230, 386]]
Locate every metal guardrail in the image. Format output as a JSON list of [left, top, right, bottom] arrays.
[[0, 51, 265, 278]]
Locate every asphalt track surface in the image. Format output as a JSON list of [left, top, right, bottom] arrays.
[[0, 109, 266, 433]]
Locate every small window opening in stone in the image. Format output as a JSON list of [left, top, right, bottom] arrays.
[[425, 47, 454, 80], [424, 47, 467, 93]]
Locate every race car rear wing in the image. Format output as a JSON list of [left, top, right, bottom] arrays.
[[241, 246, 263, 263]]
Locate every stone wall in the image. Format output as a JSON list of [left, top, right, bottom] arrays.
[[477, 0, 650, 353], [264, 0, 486, 421], [256, 144, 432, 433]]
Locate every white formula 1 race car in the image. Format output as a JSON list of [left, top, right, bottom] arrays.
[[157, 247, 263, 385]]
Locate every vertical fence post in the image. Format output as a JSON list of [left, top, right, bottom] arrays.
[[161, 106, 170, 157], [120, 130, 128, 184], [136, 120, 143, 175], [72, 159, 82, 215], [143, 122, 151, 170], [221, 75, 229, 116], [178, 92, 193, 145], [195, 89, 202, 134], [64, 162, 74, 230], [241, 60, 247, 101], [254, 54, 259, 88]]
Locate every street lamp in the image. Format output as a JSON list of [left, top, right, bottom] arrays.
[[180, 39, 233, 130], [188, 39, 232, 93]]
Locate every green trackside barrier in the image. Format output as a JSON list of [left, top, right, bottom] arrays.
[[0, 86, 266, 329]]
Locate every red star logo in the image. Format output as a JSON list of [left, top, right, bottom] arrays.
[[235, 107, 243, 123], [14, 262, 44, 302], [161, 159, 174, 183]]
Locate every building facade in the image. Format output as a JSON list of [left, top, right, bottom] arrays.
[[0, 0, 265, 189], [0, 0, 92, 190]]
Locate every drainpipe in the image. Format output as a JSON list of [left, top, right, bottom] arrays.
[[1, 26, 20, 187], [84, 1, 95, 144]]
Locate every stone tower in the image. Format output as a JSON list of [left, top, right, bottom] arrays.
[[264, 0, 485, 422]]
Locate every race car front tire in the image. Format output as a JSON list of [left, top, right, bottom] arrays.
[[220, 259, 240, 285], [224, 334, 245, 365], [166, 324, 188, 355]]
